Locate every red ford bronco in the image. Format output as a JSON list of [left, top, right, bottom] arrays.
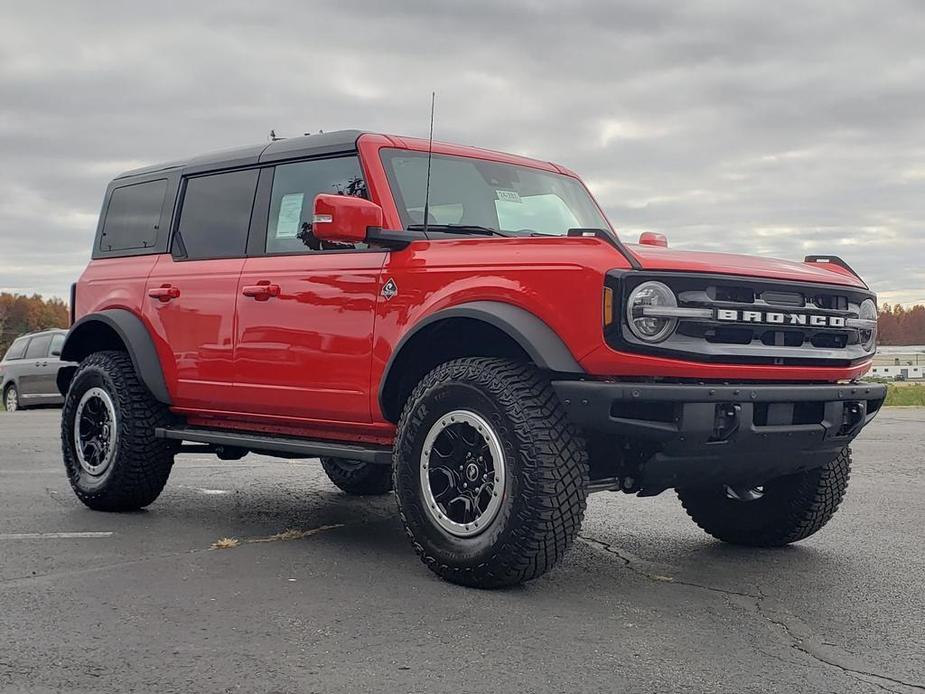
[[60, 130, 886, 587]]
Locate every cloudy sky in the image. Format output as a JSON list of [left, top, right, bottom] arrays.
[[1, 0, 923, 305]]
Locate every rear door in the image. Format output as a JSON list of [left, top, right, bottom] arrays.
[[232, 156, 385, 421], [143, 169, 259, 410]]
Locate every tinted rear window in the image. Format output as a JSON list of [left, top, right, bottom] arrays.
[[100, 179, 168, 252], [24, 334, 52, 359], [3, 337, 28, 360], [175, 170, 258, 260]]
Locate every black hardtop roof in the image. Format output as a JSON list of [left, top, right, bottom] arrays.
[[115, 129, 366, 180]]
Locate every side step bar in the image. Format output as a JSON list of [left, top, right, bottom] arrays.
[[154, 426, 393, 465]]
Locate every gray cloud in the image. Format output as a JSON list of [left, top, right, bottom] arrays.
[[1, 0, 923, 304]]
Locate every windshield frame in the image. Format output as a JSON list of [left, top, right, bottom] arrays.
[[379, 147, 616, 239]]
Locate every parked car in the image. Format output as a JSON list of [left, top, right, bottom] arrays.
[[57, 130, 886, 588], [1, 329, 73, 411]]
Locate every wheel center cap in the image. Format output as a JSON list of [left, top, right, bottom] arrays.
[[465, 462, 480, 482]]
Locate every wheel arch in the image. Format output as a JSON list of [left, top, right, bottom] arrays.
[[378, 301, 583, 422], [58, 309, 171, 405]]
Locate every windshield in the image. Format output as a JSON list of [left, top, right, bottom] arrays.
[[381, 149, 611, 236]]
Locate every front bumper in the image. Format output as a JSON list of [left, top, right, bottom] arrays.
[[552, 380, 887, 490]]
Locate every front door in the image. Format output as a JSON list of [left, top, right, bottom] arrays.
[[232, 155, 386, 422]]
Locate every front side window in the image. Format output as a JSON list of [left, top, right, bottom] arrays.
[[381, 149, 610, 236], [266, 156, 368, 254], [24, 334, 52, 359], [99, 179, 168, 252], [175, 169, 259, 260], [50, 333, 65, 355], [4, 337, 28, 361]]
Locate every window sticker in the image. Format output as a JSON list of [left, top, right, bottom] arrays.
[[496, 190, 522, 203], [275, 193, 305, 239]]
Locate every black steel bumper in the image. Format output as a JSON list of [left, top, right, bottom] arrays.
[[552, 380, 887, 490]]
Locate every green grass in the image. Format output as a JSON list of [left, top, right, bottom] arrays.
[[884, 383, 925, 407]]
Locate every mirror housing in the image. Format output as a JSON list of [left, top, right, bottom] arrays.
[[639, 231, 668, 248], [312, 194, 383, 245], [51, 349, 62, 356]]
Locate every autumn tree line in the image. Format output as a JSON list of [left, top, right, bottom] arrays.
[[0, 292, 923, 358], [878, 304, 925, 345], [0, 293, 69, 357]]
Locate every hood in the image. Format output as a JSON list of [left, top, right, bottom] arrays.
[[624, 244, 866, 289]]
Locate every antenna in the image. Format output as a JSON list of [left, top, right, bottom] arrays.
[[422, 92, 436, 235]]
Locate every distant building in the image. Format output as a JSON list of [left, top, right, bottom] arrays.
[[869, 365, 924, 380]]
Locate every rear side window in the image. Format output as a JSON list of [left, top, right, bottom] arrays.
[[100, 179, 168, 252], [24, 334, 52, 359], [175, 170, 259, 260], [266, 157, 368, 254], [3, 337, 28, 360]]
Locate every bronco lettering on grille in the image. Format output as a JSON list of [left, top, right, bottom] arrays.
[[715, 309, 846, 328]]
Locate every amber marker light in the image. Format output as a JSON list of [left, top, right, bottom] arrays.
[[603, 286, 614, 326]]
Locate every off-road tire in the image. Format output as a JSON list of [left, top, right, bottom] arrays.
[[678, 448, 852, 546], [320, 458, 392, 495], [62, 350, 175, 511], [3, 383, 19, 412], [393, 358, 589, 588]]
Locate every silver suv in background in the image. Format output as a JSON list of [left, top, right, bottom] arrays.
[[1, 329, 73, 411]]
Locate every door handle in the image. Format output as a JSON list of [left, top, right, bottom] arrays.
[[148, 284, 181, 302], [241, 281, 280, 301]]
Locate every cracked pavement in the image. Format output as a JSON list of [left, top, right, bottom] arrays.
[[0, 408, 922, 693]]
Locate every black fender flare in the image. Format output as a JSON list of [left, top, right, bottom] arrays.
[[58, 309, 171, 404], [378, 300, 584, 419]]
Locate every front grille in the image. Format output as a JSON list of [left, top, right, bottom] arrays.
[[606, 271, 876, 366]]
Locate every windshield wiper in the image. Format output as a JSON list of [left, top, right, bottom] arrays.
[[407, 223, 511, 237]]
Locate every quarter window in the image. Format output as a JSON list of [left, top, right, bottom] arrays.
[[266, 157, 368, 254], [4, 337, 28, 360], [100, 179, 168, 252], [24, 334, 52, 359], [175, 169, 259, 260]]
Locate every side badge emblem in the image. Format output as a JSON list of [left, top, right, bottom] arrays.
[[381, 278, 398, 301]]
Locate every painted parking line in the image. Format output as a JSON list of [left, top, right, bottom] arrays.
[[0, 531, 114, 540]]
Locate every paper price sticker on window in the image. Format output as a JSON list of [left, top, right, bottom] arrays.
[[275, 193, 305, 239], [496, 190, 522, 203]]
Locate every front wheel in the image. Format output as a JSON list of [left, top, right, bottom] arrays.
[[393, 358, 589, 588], [678, 448, 852, 546], [4, 384, 20, 412], [62, 351, 175, 511]]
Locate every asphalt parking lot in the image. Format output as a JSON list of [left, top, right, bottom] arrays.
[[0, 409, 922, 693]]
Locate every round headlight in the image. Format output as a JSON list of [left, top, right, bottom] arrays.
[[626, 281, 678, 342], [858, 298, 877, 352]]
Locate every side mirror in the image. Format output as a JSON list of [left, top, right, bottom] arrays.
[[51, 349, 62, 357], [312, 194, 383, 245], [639, 231, 668, 248]]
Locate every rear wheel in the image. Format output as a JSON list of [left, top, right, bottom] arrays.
[[3, 384, 19, 412], [393, 358, 588, 588], [678, 448, 852, 546], [61, 351, 175, 511], [320, 458, 392, 495]]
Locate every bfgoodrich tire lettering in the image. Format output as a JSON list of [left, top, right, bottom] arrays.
[[320, 458, 392, 495], [62, 351, 175, 511], [677, 448, 852, 546], [393, 358, 589, 588]]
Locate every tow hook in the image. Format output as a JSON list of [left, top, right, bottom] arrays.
[[839, 401, 866, 436]]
